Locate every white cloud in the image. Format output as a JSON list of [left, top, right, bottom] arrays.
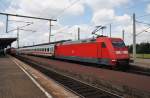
[[0, 21, 4, 28], [6, 0, 85, 17], [4, 0, 86, 47], [92, 9, 115, 25], [85, 0, 132, 43], [91, 8, 132, 36], [115, 14, 131, 25], [85, 0, 129, 11], [2, 0, 150, 47], [52, 24, 94, 41], [146, 4, 150, 13]]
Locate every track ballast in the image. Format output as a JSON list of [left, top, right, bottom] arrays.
[[16, 55, 122, 98]]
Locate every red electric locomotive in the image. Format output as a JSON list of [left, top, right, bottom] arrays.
[[55, 36, 129, 68], [11, 36, 129, 68]]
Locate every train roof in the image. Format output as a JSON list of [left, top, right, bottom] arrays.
[[19, 36, 123, 48], [61, 35, 108, 45], [20, 39, 71, 48], [62, 38, 96, 45]]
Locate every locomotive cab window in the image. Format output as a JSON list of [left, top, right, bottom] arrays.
[[51, 47, 53, 51], [112, 41, 125, 47], [101, 42, 106, 48]]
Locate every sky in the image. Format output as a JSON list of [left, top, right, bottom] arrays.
[[0, 0, 150, 47]]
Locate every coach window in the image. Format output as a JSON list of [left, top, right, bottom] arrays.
[[47, 48, 49, 52], [102, 42, 106, 48]]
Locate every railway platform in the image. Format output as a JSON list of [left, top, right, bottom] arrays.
[[130, 58, 150, 69], [0, 56, 49, 98]]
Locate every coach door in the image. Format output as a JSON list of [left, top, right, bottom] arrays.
[[101, 42, 107, 58], [97, 42, 102, 58]]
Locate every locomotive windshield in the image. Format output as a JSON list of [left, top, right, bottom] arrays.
[[112, 41, 125, 47]]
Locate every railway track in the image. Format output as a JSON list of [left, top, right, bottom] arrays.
[[126, 66, 150, 76], [16, 54, 150, 76], [41, 56, 150, 76], [54, 58, 150, 76], [15, 55, 123, 98]]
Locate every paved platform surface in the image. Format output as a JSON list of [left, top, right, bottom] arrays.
[[130, 58, 150, 69], [0, 56, 47, 98]]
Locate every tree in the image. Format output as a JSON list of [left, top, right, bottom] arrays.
[[128, 42, 150, 54]]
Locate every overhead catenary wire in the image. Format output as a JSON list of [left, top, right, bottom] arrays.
[[51, 0, 80, 37], [136, 20, 150, 26], [53, 0, 140, 40], [136, 26, 150, 36], [53, 0, 81, 19], [48, 0, 81, 42], [136, 13, 150, 19]]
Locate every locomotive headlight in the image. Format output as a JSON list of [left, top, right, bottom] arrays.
[[115, 51, 121, 54], [123, 51, 128, 54]]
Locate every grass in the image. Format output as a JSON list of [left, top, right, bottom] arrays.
[[130, 54, 150, 59]]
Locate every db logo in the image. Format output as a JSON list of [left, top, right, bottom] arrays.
[[72, 50, 74, 54]]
